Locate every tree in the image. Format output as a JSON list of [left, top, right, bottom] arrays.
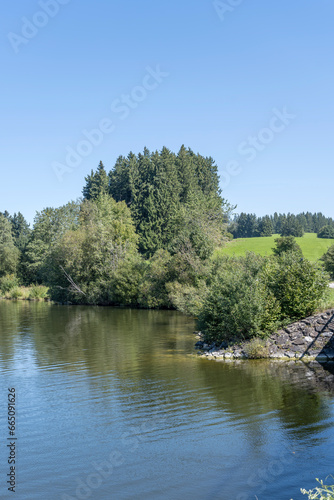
[[0, 214, 20, 277], [197, 254, 281, 342], [263, 252, 329, 319], [109, 153, 139, 205], [258, 216, 273, 237], [317, 225, 334, 239], [11, 212, 31, 251], [175, 145, 198, 203], [49, 194, 139, 304], [280, 214, 304, 237], [232, 213, 259, 238], [272, 236, 302, 256], [22, 201, 81, 283], [82, 161, 109, 200], [89, 146, 230, 256], [320, 245, 334, 279]]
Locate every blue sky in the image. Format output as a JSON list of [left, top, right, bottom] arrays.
[[1, 0, 333, 225]]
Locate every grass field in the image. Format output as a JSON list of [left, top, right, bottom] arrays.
[[215, 233, 334, 262]]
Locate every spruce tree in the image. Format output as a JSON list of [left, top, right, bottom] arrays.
[[83, 161, 109, 200]]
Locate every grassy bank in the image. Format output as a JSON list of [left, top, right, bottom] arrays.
[[215, 233, 334, 262], [0, 285, 50, 301]]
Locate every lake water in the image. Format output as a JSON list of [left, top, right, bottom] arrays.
[[0, 301, 334, 500]]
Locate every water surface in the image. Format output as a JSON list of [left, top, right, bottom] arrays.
[[0, 301, 334, 499]]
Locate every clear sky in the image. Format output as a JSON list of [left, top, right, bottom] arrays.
[[1, 0, 333, 225]]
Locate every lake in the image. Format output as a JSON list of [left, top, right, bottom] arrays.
[[0, 301, 334, 499]]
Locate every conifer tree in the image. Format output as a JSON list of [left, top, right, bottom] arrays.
[[82, 161, 109, 200], [11, 212, 31, 251]]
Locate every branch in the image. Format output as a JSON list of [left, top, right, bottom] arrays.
[[59, 266, 86, 295]]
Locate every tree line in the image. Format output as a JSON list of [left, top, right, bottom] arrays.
[[1, 145, 333, 344], [229, 212, 334, 239], [0, 146, 232, 308]]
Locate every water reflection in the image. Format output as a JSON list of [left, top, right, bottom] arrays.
[[0, 301, 334, 500]]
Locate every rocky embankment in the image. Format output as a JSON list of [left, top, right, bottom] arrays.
[[195, 309, 334, 362]]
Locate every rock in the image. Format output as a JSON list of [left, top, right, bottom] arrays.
[[215, 350, 226, 357], [195, 308, 334, 363], [276, 336, 289, 345], [321, 332, 333, 338], [292, 338, 306, 345], [271, 352, 284, 358], [290, 345, 305, 352]]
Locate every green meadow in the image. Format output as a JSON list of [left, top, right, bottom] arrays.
[[215, 233, 334, 262]]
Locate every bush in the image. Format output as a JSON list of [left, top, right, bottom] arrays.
[[28, 285, 49, 300], [272, 236, 302, 256], [110, 256, 143, 306], [166, 280, 208, 316], [0, 274, 20, 293], [243, 338, 269, 359], [197, 254, 281, 343], [8, 286, 23, 299], [318, 225, 334, 239], [321, 245, 334, 279], [263, 252, 329, 320], [197, 250, 329, 344], [138, 249, 173, 308]]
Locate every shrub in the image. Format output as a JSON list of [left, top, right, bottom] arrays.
[[8, 286, 23, 299], [28, 285, 49, 300], [197, 250, 329, 344], [272, 236, 302, 256], [197, 254, 281, 343], [166, 280, 208, 316], [321, 245, 334, 279], [110, 255, 143, 306], [138, 249, 173, 308], [0, 274, 20, 293], [318, 225, 334, 239], [263, 252, 329, 320], [243, 338, 269, 359]]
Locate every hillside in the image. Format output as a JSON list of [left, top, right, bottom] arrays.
[[215, 233, 334, 262]]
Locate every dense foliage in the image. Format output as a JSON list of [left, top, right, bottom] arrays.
[[0, 147, 231, 308], [321, 245, 334, 279], [272, 236, 302, 256], [229, 211, 334, 239], [83, 146, 231, 257], [1, 146, 332, 345], [198, 242, 329, 343], [0, 214, 20, 277], [317, 225, 334, 239], [197, 253, 281, 342]]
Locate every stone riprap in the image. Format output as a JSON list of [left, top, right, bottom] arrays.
[[195, 309, 334, 362]]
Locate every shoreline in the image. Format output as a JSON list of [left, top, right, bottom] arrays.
[[195, 308, 334, 362]]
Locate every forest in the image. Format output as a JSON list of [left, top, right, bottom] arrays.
[[229, 211, 334, 238], [1, 146, 334, 343]]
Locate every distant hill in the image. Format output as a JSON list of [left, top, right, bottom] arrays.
[[215, 233, 334, 262]]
